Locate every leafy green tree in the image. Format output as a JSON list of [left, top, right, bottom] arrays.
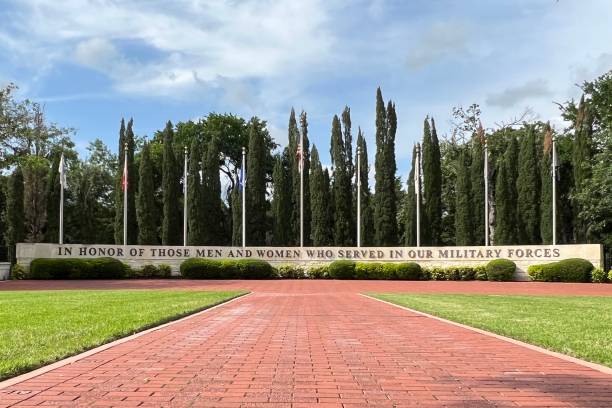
[[470, 129, 485, 245], [454, 148, 473, 245], [422, 117, 442, 245], [202, 136, 225, 245], [330, 115, 352, 246], [161, 121, 182, 245], [0, 175, 7, 256], [22, 155, 49, 242], [272, 152, 291, 245], [245, 119, 268, 245], [137, 142, 158, 244], [517, 126, 541, 244], [540, 123, 554, 244], [356, 129, 374, 246], [44, 153, 61, 243], [439, 139, 460, 245], [6, 166, 24, 263]]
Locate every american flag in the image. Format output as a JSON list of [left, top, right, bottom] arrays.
[[121, 157, 128, 192]]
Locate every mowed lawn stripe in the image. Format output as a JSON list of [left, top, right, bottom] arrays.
[[371, 293, 612, 368], [0, 290, 245, 380]]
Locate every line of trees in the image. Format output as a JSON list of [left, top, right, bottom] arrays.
[[1, 73, 611, 263]]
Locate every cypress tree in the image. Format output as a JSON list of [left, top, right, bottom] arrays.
[[45, 153, 61, 243], [469, 129, 485, 245], [540, 123, 554, 244], [161, 121, 182, 245], [517, 126, 541, 244], [322, 168, 334, 245], [231, 185, 241, 246], [288, 108, 300, 244], [385, 101, 398, 244], [245, 119, 267, 245], [572, 95, 593, 242], [455, 148, 473, 245], [309, 145, 329, 246], [494, 136, 519, 244], [330, 115, 352, 246], [22, 156, 49, 243], [202, 136, 224, 245], [300, 111, 312, 245], [113, 118, 126, 244], [6, 166, 24, 264], [136, 142, 158, 244], [125, 119, 138, 244], [272, 152, 291, 245], [356, 129, 374, 246], [186, 140, 204, 245], [422, 117, 442, 245], [404, 145, 418, 246]]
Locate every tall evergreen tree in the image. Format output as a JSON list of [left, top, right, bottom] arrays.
[[494, 136, 519, 244], [540, 123, 554, 244], [454, 148, 473, 245], [44, 153, 61, 243], [231, 185, 241, 246], [245, 119, 267, 245], [202, 136, 224, 245], [136, 142, 158, 244], [356, 129, 374, 246], [330, 115, 352, 245], [373, 88, 398, 246], [113, 118, 126, 244], [309, 145, 330, 246], [517, 126, 541, 244], [469, 128, 485, 245], [22, 156, 49, 243], [6, 166, 24, 263], [272, 152, 291, 245], [322, 168, 334, 245], [404, 145, 419, 246], [124, 119, 138, 244], [186, 140, 204, 245], [300, 111, 311, 245], [422, 117, 442, 245], [572, 95, 593, 242], [161, 121, 182, 245], [288, 108, 300, 244]]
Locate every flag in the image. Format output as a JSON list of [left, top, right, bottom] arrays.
[[296, 144, 303, 173], [58, 153, 67, 189], [121, 157, 128, 192], [552, 138, 559, 180], [239, 163, 246, 192]]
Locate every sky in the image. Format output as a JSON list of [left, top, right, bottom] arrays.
[[1, 0, 612, 181]]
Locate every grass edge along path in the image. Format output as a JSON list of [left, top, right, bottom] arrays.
[[369, 293, 612, 368], [0, 290, 247, 380]]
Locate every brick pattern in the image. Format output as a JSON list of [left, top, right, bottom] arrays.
[[1, 281, 611, 407]]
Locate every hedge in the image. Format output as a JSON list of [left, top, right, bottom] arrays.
[[180, 258, 276, 279], [327, 260, 356, 280], [527, 258, 594, 282], [29, 257, 128, 279], [485, 259, 516, 281]]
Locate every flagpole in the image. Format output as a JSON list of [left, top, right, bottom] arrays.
[[484, 137, 489, 246], [123, 142, 128, 246], [183, 146, 188, 247], [242, 146, 246, 248], [356, 145, 361, 247], [59, 153, 64, 245], [416, 143, 421, 248], [552, 137, 557, 245], [300, 129, 304, 248]]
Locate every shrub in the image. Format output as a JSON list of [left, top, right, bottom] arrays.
[[328, 260, 356, 279], [10, 264, 27, 280], [474, 265, 488, 281], [395, 262, 422, 280], [591, 267, 607, 283], [158, 264, 172, 278], [180, 258, 276, 279], [528, 258, 594, 282], [486, 259, 516, 281], [609, 270, 612, 283], [29, 258, 127, 279], [428, 267, 446, 281], [307, 265, 328, 279], [235, 259, 277, 279], [277, 264, 306, 279], [180, 258, 223, 279], [132, 264, 173, 279]]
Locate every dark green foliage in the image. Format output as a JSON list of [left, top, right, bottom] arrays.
[[186, 140, 204, 245], [327, 260, 356, 279], [29, 257, 128, 279], [201, 136, 225, 245], [404, 145, 419, 246], [439, 140, 460, 246], [341, 107, 355, 241], [422, 117, 442, 245], [277, 264, 306, 279], [272, 152, 292, 245], [300, 111, 311, 245], [454, 148, 473, 245], [395, 262, 422, 280], [6, 167, 24, 263], [373, 88, 398, 246], [572, 96, 593, 242], [130, 264, 172, 279], [469, 133, 485, 245], [161, 121, 182, 245], [517, 126, 541, 244], [330, 115, 352, 246], [136, 142, 158, 244], [528, 258, 593, 282], [231, 185, 242, 246], [124, 119, 138, 244], [113, 119, 126, 244], [44, 154, 60, 243], [494, 136, 519, 244], [540, 124, 554, 244], [310, 146, 332, 246], [287, 108, 311, 245], [21, 155, 49, 243], [356, 130, 374, 246], [485, 259, 516, 281], [0, 175, 7, 258], [180, 258, 276, 279], [245, 119, 268, 245]]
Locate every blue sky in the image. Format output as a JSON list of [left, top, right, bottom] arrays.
[[1, 0, 612, 181]]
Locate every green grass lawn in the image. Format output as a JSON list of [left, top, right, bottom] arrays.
[[0, 290, 245, 380], [371, 293, 612, 367]]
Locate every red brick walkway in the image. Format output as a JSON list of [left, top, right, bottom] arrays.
[[1, 281, 612, 407]]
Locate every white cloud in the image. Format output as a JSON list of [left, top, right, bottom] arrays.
[[405, 21, 470, 70], [485, 79, 553, 108]]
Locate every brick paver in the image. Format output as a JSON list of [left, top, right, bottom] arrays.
[[1, 281, 611, 407]]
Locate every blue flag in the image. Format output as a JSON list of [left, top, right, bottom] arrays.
[[239, 164, 246, 192]]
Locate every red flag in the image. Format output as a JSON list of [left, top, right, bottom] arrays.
[[121, 158, 128, 192]]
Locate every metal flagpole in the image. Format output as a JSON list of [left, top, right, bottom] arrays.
[[484, 137, 489, 246], [123, 142, 128, 246], [416, 143, 421, 247], [552, 137, 557, 245], [300, 129, 304, 248], [357, 146, 361, 247], [59, 153, 65, 244], [242, 147, 246, 248], [183, 146, 188, 247]]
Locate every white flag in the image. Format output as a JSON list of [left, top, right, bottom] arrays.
[[59, 153, 67, 188]]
